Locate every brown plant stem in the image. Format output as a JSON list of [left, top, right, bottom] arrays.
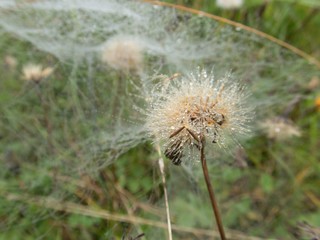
[[200, 137, 226, 240], [35, 83, 54, 154]]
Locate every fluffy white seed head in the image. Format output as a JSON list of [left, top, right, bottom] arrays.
[[22, 63, 53, 83], [145, 69, 252, 165], [102, 37, 143, 72], [216, 0, 243, 9], [260, 117, 301, 140]]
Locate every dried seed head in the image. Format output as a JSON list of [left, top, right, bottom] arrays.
[[22, 63, 53, 83], [4, 55, 18, 70], [146, 69, 252, 165], [260, 117, 301, 140], [307, 76, 319, 91], [102, 37, 143, 72], [216, 0, 243, 9]]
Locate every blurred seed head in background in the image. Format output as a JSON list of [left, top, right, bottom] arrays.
[[216, 0, 243, 9], [102, 36, 143, 73], [22, 63, 53, 83], [260, 117, 301, 141], [4, 55, 17, 70]]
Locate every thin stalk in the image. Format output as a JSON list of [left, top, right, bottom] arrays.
[[158, 158, 173, 240], [156, 143, 173, 240], [110, 73, 124, 124], [35, 83, 54, 154], [200, 137, 226, 240]]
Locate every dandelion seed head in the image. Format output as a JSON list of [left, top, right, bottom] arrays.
[[260, 117, 301, 140], [216, 0, 243, 9], [22, 63, 53, 83], [102, 36, 143, 72], [146, 69, 252, 165]]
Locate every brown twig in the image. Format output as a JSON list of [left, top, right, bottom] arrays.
[[200, 136, 226, 240]]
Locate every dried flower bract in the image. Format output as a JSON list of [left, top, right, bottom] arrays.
[[146, 68, 252, 165], [22, 63, 53, 83]]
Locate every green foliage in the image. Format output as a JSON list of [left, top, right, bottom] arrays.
[[260, 173, 275, 194], [172, 193, 212, 228]]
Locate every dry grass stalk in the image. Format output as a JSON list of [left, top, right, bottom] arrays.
[[3, 192, 276, 240], [156, 143, 173, 240]]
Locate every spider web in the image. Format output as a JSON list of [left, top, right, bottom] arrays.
[[0, 0, 319, 238]]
